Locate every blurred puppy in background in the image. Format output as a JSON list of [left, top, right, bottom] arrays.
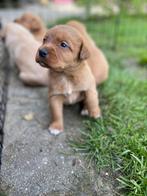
[[14, 12, 46, 42], [67, 20, 109, 85], [36, 22, 109, 135], [1, 22, 49, 86]]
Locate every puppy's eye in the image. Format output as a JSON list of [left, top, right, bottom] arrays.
[[60, 41, 69, 48]]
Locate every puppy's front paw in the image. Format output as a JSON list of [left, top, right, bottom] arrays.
[[49, 122, 63, 136], [81, 109, 89, 116], [49, 127, 63, 136]]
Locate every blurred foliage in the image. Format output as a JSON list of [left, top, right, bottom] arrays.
[[76, 0, 147, 16], [120, 0, 147, 14], [138, 52, 147, 67], [76, 0, 118, 17], [77, 0, 147, 7]]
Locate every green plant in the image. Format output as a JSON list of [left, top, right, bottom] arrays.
[[72, 66, 147, 195], [138, 52, 147, 66]]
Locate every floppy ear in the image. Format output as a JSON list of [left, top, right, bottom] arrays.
[[79, 42, 90, 60]]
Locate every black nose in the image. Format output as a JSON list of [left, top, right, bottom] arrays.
[[39, 48, 48, 58]]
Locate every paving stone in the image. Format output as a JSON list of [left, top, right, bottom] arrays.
[[0, 67, 114, 196]]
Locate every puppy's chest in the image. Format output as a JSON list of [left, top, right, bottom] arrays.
[[50, 74, 82, 95]]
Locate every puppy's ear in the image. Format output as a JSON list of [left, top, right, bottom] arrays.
[[79, 42, 90, 60]]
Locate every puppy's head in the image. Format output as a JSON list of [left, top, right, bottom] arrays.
[[35, 25, 89, 71], [14, 12, 45, 33]]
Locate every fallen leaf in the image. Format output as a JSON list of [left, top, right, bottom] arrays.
[[23, 112, 34, 121]]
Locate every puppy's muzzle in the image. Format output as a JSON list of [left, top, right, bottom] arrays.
[[39, 48, 48, 58]]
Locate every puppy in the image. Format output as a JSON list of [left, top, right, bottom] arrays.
[[36, 24, 108, 135], [14, 12, 46, 42], [1, 22, 49, 86]]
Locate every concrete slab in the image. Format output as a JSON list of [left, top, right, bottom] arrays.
[[0, 68, 114, 195]]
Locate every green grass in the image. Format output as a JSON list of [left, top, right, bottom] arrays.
[[85, 15, 147, 49], [76, 21, 147, 195], [51, 16, 147, 195], [72, 65, 147, 195]]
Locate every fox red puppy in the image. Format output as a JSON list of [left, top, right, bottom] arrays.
[[36, 22, 109, 135]]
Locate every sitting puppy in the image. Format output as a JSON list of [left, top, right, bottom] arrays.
[[36, 24, 109, 135], [1, 22, 49, 86], [14, 12, 46, 42]]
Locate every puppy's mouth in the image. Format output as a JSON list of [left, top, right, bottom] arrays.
[[36, 59, 63, 72], [40, 61, 48, 68], [36, 57, 66, 72], [37, 60, 59, 71], [39, 61, 62, 71]]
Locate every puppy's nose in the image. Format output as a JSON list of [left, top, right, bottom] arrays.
[[39, 48, 48, 58]]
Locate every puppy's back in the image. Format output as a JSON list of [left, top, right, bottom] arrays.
[[4, 22, 36, 44], [3, 22, 40, 65], [67, 20, 86, 33], [67, 20, 95, 47], [4, 22, 41, 58], [67, 20, 109, 85]]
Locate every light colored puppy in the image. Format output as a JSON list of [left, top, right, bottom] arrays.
[[14, 12, 46, 42], [1, 22, 49, 86], [36, 24, 109, 135]]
